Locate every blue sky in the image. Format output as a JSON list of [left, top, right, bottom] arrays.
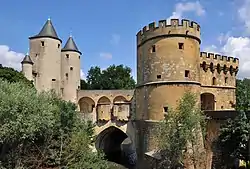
[[0, 0, 250, 79]]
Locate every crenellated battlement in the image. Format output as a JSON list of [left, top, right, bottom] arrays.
[[137, 19, 201, 46], [200, 52, 239, 75], [200, 52, 239, 65]]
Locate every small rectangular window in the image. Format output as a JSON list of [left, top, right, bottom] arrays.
[[151, 45, 156, 53], [225, 77, 228, 84], [52, 79, 56, 81], [41, 41, 45, 47], [70, 67, 73, 71], [185, 70, 190, 78], [163, 106, 168, 113], [178, 43, 184, 49], [212, 77, 216, 85], [58, 44, 60, 48], [61, 88, 64, 95], [66, 54, 69, 58], [157, 75, 161, 79]]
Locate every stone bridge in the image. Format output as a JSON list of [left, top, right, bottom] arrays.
[[77, 89, 136, 165]]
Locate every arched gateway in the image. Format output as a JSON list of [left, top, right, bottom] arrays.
[[201, 93, 215, 111], [95, 126, 136, 166]]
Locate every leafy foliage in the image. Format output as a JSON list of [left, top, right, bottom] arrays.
[[81, 64, 136, 90], [236, 78, 250, 111], [218, 111, 250, 167], [0, 79, 109, 169], [218, 78, 250, 168], [156, 91, 207, 169], [0, 65, 33, 87]]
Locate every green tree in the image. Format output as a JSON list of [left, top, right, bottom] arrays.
[[0, 65, 33, 87], [236, 78, 250, 111], [0, 79, 109, 169], [218, 111, 250, 168], [86, 66, 103, 89], [81, 79, 89, 89], [101, 65, 135, 90], [156, 92, 207, 169], [81, 64, 136, 90], [217, 78, 250, 168]]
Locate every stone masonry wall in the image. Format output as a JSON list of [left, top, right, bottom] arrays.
[[29, 37, 62, 94]]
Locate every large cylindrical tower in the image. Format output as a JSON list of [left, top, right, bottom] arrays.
[[135, 18, 202, 167], [28, 18, 62, 94], [61, 36, 82, 103]]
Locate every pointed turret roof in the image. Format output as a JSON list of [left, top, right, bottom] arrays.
[[21, 53, 33, 65], [61, 36, 82, 55], [29, 18, 62, 42]]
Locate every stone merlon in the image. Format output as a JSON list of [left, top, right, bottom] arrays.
[[200, 52, 239, 68], [136, 18, 201, 46]]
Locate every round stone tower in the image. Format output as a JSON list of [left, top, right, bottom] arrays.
[[28, 18, 62, 94], [61, 35, 82, 103], [21, 53, 33, 81], [135, 19, 201, 167]]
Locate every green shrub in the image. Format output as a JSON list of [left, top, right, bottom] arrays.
[[0, 79, 109, 169]]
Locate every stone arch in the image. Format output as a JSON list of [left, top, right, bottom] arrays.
[[98, 96, 111, 104], [95, 126, 129, 164], [113, 96, 130, 121], [78, 97, 95, 120], [78, 97, 95, 113], [97, 96, 112, 121], [113, 95, 128, 103], [78, 97, 95, 117], [201, 93, 215, 110]]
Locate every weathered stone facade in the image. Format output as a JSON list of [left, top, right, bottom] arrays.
[[20, 18, 239, 168], [135, 18, 239, 168]]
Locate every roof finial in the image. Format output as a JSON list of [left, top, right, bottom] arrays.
[[26, 48, 29, 55], [48, 16, 51, 21], [69, 29, 72, 37]]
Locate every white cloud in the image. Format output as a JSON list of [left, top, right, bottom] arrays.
[[201, 0, 250, 79], [110, 34, 120, 45], [221, 37, 250, 78], [203, 36, 250, 79], [167, 1, 205, 23], [0, 45, 24, 71], [203, 45, 218, 53], [238, 0, 250, 34], [100, 52, 112, 60], [80, 69, 86, 80], [217, 32, 231, 45]]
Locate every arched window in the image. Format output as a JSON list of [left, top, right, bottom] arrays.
[[212, 77, 216, 85]]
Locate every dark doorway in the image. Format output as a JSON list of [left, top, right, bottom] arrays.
[[95, 127, 128, 165], [201, 93, 215, 110]]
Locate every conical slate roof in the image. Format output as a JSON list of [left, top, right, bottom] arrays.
[[21, 54, 33, 65], [29, 18, 61, 42], [61, 36, 81, 55]]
